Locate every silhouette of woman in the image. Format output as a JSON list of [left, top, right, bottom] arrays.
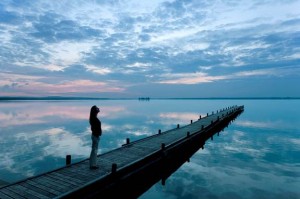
[[89, 105, 102, 169]]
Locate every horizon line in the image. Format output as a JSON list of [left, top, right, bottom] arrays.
[[0, 96, 300, 101]]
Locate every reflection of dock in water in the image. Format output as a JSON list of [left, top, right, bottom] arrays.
[[0, 105, 244, 199]]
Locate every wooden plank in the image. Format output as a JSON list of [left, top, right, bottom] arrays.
[[131, 143, 159, 151], [51, 172, 86, 185], [76, 164, 109, 177], [116, 150, 146, 161], [21, 182, 55, 198], [26, 180, 62, 196], [126, 146, 158, 157], [106, 151, 140, 163], [58, 169, 96, 181], [46, 173, 82, 187], [33, 176, 70, 193], [0, 188, 25, 199], [42, 175, 77, 190], [0, 191, 14, 199], [56, 166, 99, 179], [97, 157, 116, 167], [5, 185, 42, 199]]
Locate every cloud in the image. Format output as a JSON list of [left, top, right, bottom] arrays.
[[85, 64, 112, 75], [158, 66, 300, 84], [0, 72, 125, 96], [0, 0, 300, 97]]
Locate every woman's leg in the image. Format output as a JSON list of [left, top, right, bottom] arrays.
[[89, 135, 99, 167]]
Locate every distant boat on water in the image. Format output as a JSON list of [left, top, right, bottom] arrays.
[[138, 97, 150, 101]]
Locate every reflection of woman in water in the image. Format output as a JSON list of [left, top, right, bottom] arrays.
[[89, 105, 102, 169]]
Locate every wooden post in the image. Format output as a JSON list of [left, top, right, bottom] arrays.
[[177, 124, 180, 128], [187, 131, 190, 137], [126, 138, 130, 145], [66, 155, 71, 166], [191, 120, 193, 124], [161, 143, 165, 150], [158, 129, 161, 134], [199, 115, 201, 119], [111, 163, 117, 173]]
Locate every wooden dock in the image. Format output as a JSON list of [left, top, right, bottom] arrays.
[[0, 105, 244, 199]]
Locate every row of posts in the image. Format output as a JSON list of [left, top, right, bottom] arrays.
[[121, 105, 240, 148]]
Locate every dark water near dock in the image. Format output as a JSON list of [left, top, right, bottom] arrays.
[[0, 99, 299, 198]]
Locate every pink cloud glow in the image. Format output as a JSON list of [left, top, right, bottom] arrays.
[[0, 104, 128, 127], [21, 80, 124, 94], [0, 72, 125, 96]]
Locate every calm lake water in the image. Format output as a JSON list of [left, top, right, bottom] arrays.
[[0, 99, 299, 198]]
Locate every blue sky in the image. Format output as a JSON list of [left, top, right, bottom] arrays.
[[0, 0, 300, 98]]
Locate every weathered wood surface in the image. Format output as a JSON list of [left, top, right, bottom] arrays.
[[0, 105, 244, 199]]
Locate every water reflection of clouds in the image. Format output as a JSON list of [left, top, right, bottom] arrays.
[[289, 138, 300, 146], [0, 125, 91, 182], [159, 112, 200, 125], [42, 128, 90, 158], [0, 112, 45, 127], [124, 129, 154, 137], [164, 124, 300, 198], [235, 119, 298, 131], [0, 104, 129, 128], [170, 152, 300, 198]]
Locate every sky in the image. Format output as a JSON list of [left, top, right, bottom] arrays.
[[0, 0, 300, 98]]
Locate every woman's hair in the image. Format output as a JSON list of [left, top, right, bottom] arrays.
[[89, 105, 99, 124]]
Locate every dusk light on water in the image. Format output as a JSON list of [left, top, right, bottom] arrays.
[[0, 100, 299, 198]]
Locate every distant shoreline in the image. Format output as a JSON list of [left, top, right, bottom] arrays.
[[0, 96, 299, 101]]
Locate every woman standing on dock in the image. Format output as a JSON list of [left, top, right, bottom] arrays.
[[89, 105, 102, 169]]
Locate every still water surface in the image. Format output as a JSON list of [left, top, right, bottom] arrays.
[[0, 99, 299, 198]]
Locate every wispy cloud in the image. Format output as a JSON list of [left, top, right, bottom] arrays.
[[158, 66, 300, 84]]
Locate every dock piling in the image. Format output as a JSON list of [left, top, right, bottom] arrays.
[[161, 143, 165, 150], [111, 163, 117, 173], [187, 131, 190, 137], [66, 155, 71, 166]]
